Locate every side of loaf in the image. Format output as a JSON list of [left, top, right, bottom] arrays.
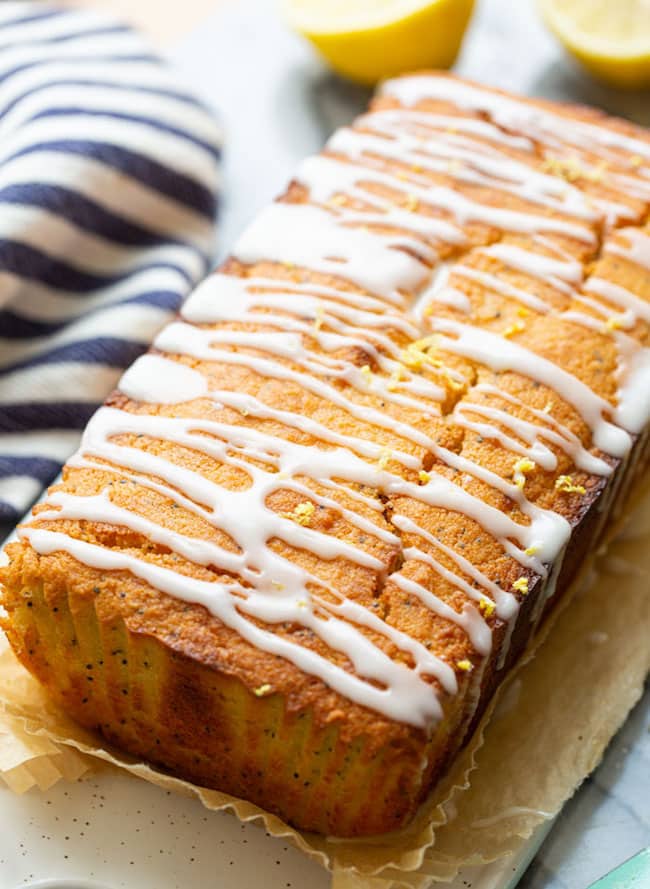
[[3, 73, 650, 837]]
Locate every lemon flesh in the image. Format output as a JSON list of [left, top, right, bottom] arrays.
[[539, 0, 650, 89], [283, 0, 476, 86]]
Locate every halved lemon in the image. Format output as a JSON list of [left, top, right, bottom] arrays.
[[282, 0, 476, 86], [539, 0, 650, 89]]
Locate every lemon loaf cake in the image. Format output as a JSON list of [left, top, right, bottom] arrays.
[[3, 74, 650, 837]]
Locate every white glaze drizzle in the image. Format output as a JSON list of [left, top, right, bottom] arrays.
[[233, 202, 427, 305], [381, 75, 650, 230], [381, 76, 650, 201], [22, 526, 451, 727], [348, 111, 597, 222], [119, 353, 208, 403], [428, 318, 634, 452], [184, 274, 421, 341], [22, 77, 650, 732], [413, 262, 470, 317], [584, 277, 650, 326], [478, 243, 583, 294], [606, 227, 650, 271], [454, 386, 612, 477], [299, 132, 596, 244], [150, 316, 573, 565]]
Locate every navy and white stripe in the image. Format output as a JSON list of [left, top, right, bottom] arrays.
[[0, 4, 221, 524]]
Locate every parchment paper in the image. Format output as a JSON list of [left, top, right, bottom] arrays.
[[0, 492, 648, 888]]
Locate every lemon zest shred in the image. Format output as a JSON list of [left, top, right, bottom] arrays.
[[403, 193, 419, 213], [418, 470, 431, 483], [555, 474, 586, 495], [586, 160, 608, 183], [313, 304, 325, 332], [360, 364, 373, 385], [377, 448, 392, 470], [444, 371, 465, 392], [253, 684, 272, 697], [400, 347, 423, 371], [513, 457, 535, 489], [401, 344, 441, 371], [280, 501, 316, 526], [456, 659, 473, 672], [478, 599, 496, 619], [413, 335, 440, 351], [503, 320, 525, 338], [514, 457, 535, 474], [542, 154, 585, 182], [512, 576, 529, 595], [386, 363, 408, 391]]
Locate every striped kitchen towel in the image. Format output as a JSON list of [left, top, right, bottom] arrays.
[[0, 3, 221, 526]]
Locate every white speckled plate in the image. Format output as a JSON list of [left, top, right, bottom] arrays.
[[0, 752, 553, 889]]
